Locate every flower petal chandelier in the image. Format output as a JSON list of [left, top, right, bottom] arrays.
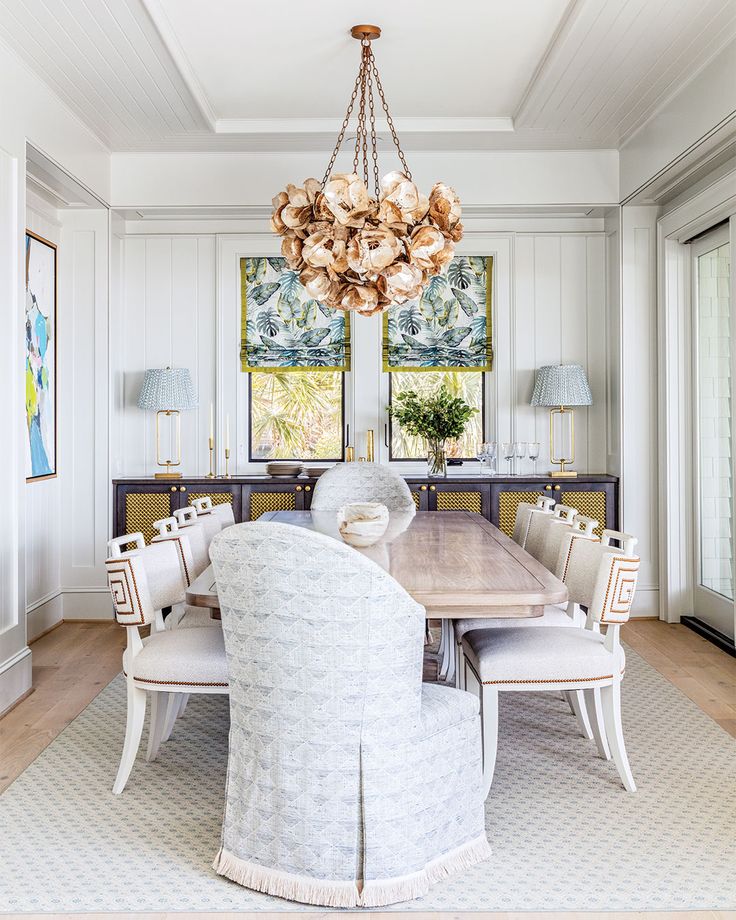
[[271, 24, 463, 316]]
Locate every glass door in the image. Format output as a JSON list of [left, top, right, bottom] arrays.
[[692, 225, 735, 639]]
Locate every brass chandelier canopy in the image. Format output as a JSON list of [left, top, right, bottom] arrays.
[[270, 25, 463, 316]]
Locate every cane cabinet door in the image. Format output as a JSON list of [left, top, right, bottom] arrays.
[[244, 483, 310, 520], [182, 483, 243, 522], [116, 483, 179, 544], [426, 481, 490, 516]]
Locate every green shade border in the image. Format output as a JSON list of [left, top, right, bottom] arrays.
[[382, 255, 494, 373], [240, 257, 351, 373]]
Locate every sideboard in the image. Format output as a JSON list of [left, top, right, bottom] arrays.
[[113, 473, 618, 544]]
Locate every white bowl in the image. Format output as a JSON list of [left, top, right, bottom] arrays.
[[337, 502, 389, 547]]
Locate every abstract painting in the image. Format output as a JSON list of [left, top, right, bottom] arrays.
[[25, 231, 57, 481]]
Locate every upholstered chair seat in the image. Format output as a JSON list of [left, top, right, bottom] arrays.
[[166, 604, 220, 629], [309, 461, 416, 512], [461, 626, 626, 687], [129, 628, 228, 688], [209, 520, 489, 907]]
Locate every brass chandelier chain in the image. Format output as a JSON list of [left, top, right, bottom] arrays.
[[321, 37, 411, 198]]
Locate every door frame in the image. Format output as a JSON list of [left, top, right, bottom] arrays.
[[689, 224, 734, 636], [657, 170, 736, 633]]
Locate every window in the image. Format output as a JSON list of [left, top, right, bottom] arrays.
[[249, 371, 344, 461], [388, 371, 485, 460]]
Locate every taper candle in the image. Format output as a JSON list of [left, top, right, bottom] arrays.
[[209, 402, 214, 440], [225, 414, 230, 451]]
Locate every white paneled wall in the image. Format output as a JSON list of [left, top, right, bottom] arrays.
[[513, 234, 608, 472], [115, 226, 610, 479], [112, 236, 216, 479], [25, 195, 62, 636]]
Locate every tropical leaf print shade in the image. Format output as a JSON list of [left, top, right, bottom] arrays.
[[382, 256, 493, 371], [240, 258, 351, 372]]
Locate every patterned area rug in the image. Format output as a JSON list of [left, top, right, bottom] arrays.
[[0, 646, 734, 912]]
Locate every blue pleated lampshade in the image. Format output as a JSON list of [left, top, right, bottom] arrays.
[[137, 367, 198, 411], [530, 364, 592, 407]]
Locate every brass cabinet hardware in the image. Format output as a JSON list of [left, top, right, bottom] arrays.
[[545, 484, 552, 491], [295, 485, 303, 492], [429, 485, 436, 492], [420, 485, 428, 491], [304, 485, 311, 492], [554, 485, 560, 491], [170, 486, 177, 492], [179, 486, 187, 492]]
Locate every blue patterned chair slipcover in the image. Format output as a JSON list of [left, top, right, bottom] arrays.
[[209, 521, 490, 907]]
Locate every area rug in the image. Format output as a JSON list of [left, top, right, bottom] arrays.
[[0, 646, 734, 912]]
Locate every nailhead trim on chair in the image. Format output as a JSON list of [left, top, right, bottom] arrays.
[[482, 674, 613, 685], [106, 557, 146, 626], [123, 670, 229, 688]]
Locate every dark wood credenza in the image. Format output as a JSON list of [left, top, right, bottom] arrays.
[[113, 473, 618, 545]]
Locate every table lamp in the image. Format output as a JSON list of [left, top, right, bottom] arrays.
[[137, 367, 198, 479], [530, 364, 592, 478]]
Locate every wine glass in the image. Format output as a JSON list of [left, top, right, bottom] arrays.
[[501, 441, 514, 476], [476, 441, 487, 475], [528, 441, 540, 476], [486, 440, 498, 476], [514, 441, 527, 477]]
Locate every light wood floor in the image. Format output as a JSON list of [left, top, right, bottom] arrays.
[[1, 618, 733, 799], [0, 620, 734, 919]]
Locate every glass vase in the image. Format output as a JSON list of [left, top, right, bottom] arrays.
[[427, 438, 447, 478]]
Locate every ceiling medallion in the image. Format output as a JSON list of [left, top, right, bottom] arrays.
[[270, 24, 463, 316]]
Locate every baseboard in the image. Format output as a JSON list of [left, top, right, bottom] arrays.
[[62, 590, 113, 620], [0, 646, 32, 715], [681, 616, 736, 657], [630, 586, 659, 618], [27, 593, 64, 642]]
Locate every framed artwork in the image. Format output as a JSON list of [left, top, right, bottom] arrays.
[[25, 231, 57, 481]]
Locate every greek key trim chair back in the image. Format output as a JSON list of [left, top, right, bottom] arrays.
[[560, 529, 640, 623]]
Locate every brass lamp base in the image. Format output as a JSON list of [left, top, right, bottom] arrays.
[[155, 471, 182, 480], [550, 469, 577, 478]]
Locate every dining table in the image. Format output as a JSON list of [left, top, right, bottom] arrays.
[[185, 510, 568, 620]]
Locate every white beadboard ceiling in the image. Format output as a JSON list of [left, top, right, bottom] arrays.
[[0, 0, 734, 152]]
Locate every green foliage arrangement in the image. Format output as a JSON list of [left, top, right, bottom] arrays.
[[388, 385, 477, 443]]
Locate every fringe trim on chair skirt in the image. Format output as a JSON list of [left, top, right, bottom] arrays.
[[213, 834, 492, 908]]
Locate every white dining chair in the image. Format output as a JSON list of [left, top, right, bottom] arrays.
[[453, 514, 601, 746], [208, 520, 489, 906], [188, 497, 223, 544], [105, 539, 228, 794], [524, 502, 577, 562], [154, 510, 209, 575], [512, 496, 555, 547], [310, 461, 416, 513], [192, 495, 236, 530], [460, 529, 640, 797]]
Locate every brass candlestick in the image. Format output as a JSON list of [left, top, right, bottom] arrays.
[[206, 437, 215, 478], [223, 448, 232, 479], [345, 446, 354, 462], [366, 429, 375, 463]]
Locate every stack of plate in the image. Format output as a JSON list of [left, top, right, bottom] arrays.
[[302, 465, 331, 478], [265, 462, 302, 478]]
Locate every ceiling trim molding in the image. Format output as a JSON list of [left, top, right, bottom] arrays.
[[141, 0, 217, 131], [214, 116, 515, 135]]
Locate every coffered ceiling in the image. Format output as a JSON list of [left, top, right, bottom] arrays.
[[0, 0, 734, 152]]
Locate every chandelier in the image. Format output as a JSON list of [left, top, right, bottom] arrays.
[[270, 24, 463, 316]]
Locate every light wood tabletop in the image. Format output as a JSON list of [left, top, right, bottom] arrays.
[[186, 510, 568, 619]]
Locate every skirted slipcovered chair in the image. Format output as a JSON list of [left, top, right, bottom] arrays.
[[209, 521, 490, 908], [309, 461, 416, 513], [105, 537, 228, 794], [460, 529, 640, 796]]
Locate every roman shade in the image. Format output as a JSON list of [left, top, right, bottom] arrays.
[[382, 256, 493, 372], [240, 257, 350, 372]]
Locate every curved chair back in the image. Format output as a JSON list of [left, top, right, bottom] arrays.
[[540, 513, 598, 574], [310, 462, 416, 512], [523, 506, 556, 561], [156, 510, 209, 575], [560, 529, 640, 624], [512, 497, 554, 547]]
